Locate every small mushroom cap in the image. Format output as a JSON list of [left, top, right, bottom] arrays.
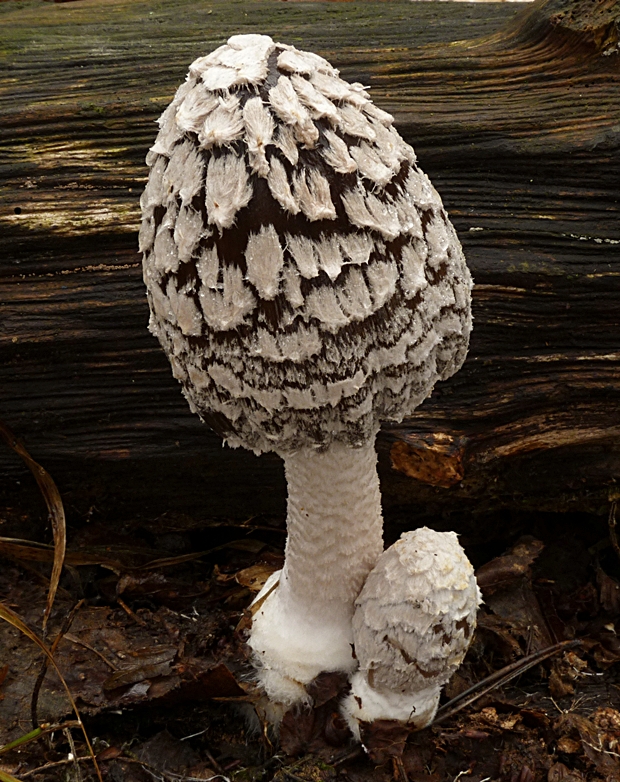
[[351, 527, 481, 696], [140, 34, 472, 454]]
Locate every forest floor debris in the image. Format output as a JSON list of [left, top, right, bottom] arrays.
[[2, 492, 620, 781]]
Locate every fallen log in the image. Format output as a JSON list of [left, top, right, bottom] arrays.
[[0, 0, 618, 524]]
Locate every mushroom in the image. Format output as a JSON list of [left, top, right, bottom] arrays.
[[140, 34, 479, 729], [341, 527, 480, 738]]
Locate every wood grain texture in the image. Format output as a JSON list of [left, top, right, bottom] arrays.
[[0, 0, 618, 523]]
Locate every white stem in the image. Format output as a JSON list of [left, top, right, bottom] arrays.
[[249, 439, 384, 704], [280, 439, 384, 623]]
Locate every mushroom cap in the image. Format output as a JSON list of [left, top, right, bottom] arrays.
[[140, 34, 472, 454], [350, 527, 481, 696]]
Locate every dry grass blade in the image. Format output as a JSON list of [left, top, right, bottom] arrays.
[[0, 538, 62, 563], [0, 420, 66, 632], [0, 602, 103, 782], [31, 600, 85, 730], [0, 536, 150, 573], [0, 722, 81, 756], [19, 756, 95, 779], [433, 639, 581, 726], [0, 536, 269, 574], [609, 500, 620, 563], [0, 770, 23, 782]]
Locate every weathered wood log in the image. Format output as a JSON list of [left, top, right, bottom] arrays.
[[0, 0, 618, 524]]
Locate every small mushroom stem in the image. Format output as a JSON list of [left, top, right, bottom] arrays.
[[248, 438, 384, 705]]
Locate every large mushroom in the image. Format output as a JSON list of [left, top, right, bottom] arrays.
[[140, 34, 480, 731]]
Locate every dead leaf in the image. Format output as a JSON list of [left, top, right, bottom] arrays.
[[103, 660, 174, 691], [102, 644, 178, 691], [556, 582, 598, 622], [556, 713, 620, 780], [476, 613, 525, 661], [549, 650, 589, 695], [306, 671, 349, 709], [359, 719, 410, 765], [279, 672, 351, 757], [116, 572, 210, 606], [187, 766, 219, 780], [182, 661, 247, 700], [476, 537, 553, 654], [476, 537, 545, 596], [474, 707, 522, 732], [235, 563, 278, 592], [597, 565, 620, 614], [547, 762, 586, 781], [280, 703, 318, 757], [135, 729, 200, 774], [520, 709, 551, 731], [479, 706, 499, 725], [500, 713, 522, 731], [557, 736, 581, 754], [0, 601, 102, 781], [588, 631, 620, 668], [516, 767, 535, 782], [249, 572, 280, 617], [549, 664, 575, 699], [592, 706, 620, 735], [591, 707, 620, 758]]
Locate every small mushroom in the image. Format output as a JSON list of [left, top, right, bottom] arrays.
[[140, 34, 479, 730], [341, 528, 481, 738]]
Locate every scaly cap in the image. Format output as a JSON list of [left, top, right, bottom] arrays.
[[140, 34, 472, 454]]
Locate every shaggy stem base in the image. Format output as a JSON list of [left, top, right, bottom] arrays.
[[248, 439, 384, 707]]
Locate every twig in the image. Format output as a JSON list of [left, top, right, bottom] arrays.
[[119, 756, 232, 781], [20, 755, 93, 778], [332, 746, 364, 767], [203, 748, 225, 776], [608, 501, 620, 562], [116, 596, 148, 626], [392, 756, 409, 782], [63, 726, 82, 782], [22, 755, 233, 782], [433, 639, 581, 726], [176, 735, 226, 776]]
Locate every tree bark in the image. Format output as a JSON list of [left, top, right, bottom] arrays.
[[0, 0, 618, 523]]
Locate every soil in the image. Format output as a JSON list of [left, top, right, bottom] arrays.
[[2, 469, 620, 782]]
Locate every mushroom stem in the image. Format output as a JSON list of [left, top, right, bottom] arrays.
[[249, 438, 384, 705], [282, 439, 384, 616]]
